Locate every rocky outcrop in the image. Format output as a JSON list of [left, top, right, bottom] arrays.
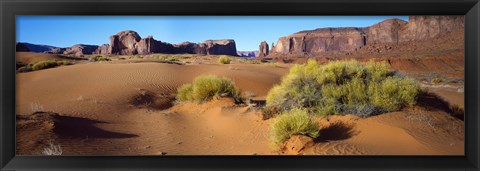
[[94, 44, 110, 55], [366, 19, 408, 44], [63, 44, 98, 56], [95, 30, 238, 56], [399, 16, 464, 42], [258, 41, 269, 57], [269, 16, 464, 57], [174, 42, 207, 54], [109, 30, 142, 55], [237, 51, 258, 57], [271, 27, 367, 55], [203, 40, 237, 56], [135, 36, 175, 55]]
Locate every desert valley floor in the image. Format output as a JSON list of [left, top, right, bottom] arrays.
[[15, 52, 464, 155]]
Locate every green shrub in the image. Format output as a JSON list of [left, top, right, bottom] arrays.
[[55, 60, 74, 65], [431, 77, 443, 84], [32, 60, 59, 70], [176, 75, 241, 103], [153, 55, 180, 61], [177, 84, 194, 102], [271, 108, 320, 147], [89, 56, 111, 62], [129, 55, 143, 60], [218, 56, 232, 64], [265, 60, 420, 118], [17, 65, 33, 72]]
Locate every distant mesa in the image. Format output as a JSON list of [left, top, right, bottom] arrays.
[[16, 30, 238, 56], [262, 16, 464, 57], [237, 51, 258, 57]]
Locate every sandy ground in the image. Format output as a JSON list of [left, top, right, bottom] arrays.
[[16, 54, 464, 155]]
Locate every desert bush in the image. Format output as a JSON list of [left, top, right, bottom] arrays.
[[265, 60, 420, 118], [151, 55, 181, 61], [176, 83, 194, 102], [17, 65, 33, 72], [89, 55, 111, 62], [270, 108, 320, 147], [32, 60, 59, 70], [55, 60, 74, 65], [431, 77, 443, 84], [176, 75, 241, 103], [129, 55, 143, 59], [218, 56, 232, 64]]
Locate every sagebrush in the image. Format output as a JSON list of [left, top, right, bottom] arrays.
[[265, 60, 420, 118], [176, 75, 241, 103], [270, 108, 320, 147]]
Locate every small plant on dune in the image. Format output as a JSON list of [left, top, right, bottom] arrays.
[[218, 56, 232, 64], [89, 55, 111, 62], [129, 55, 143, 60], [17, 65, 33, 72], [270, 108, 320, 147], [176, 75, 241, 103], [19, 60, 74, 72], [431, 77, 443, 84], [264, 59, 420, 119], [42, 140, 62, 155], [118, 57, 126, 60], [31, 60, 59, 71], [153, 55, 180, 61]]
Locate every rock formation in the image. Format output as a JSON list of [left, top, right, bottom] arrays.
[[366, 19, 408, 44], [94, 44, 110, 55], [237, 51, 258, 57], [109, 30, 142, 55], [258, 41, 269, 57], [135, 36, 175, 55], [63, 44, 99, 56], [399, 16, 464, 42], [94, 30, 238, 56], [268, 16, 464, 57]]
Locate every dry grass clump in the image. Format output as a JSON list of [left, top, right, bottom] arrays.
[[431, 77, 443, 84], [265, 60, 420, 118], [176, 75, 241, 103], [218, 56, 232, 64], [89, 55, 111, 62], [270, 108, 320, 147], [42, 141, 63, 155], [18, 60, 74, 72]]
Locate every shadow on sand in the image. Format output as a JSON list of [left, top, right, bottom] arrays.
[[52, 115, 138, 139], [416, 91, 464, 120], [315, 122, 358, 142]]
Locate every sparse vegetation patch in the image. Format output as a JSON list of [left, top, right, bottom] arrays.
[[176, 75, 241, 103], [218, 56, 232, 64], [270, 108, 320, 147], [265, 60, 420, 118]]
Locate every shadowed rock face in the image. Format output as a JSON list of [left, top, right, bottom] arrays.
[[269, 16, 464, 56], [203, 39, 237, 56], [272, 27, 368, 55], [135, 36, 175, 55], [258, 41, 269, 57], [110, 30, 142, 55], [63, 44, 99, 56], [366, 19, 408, 44], [399, 16, 464, 42], [95, 44, 110, 55]]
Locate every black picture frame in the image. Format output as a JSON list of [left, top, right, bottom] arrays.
[[1, 0, 479, 170]]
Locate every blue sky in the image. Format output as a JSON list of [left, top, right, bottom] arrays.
[[17, 16, 408, 51]]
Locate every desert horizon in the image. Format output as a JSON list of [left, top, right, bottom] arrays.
[[15, 16, 464, 155]]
